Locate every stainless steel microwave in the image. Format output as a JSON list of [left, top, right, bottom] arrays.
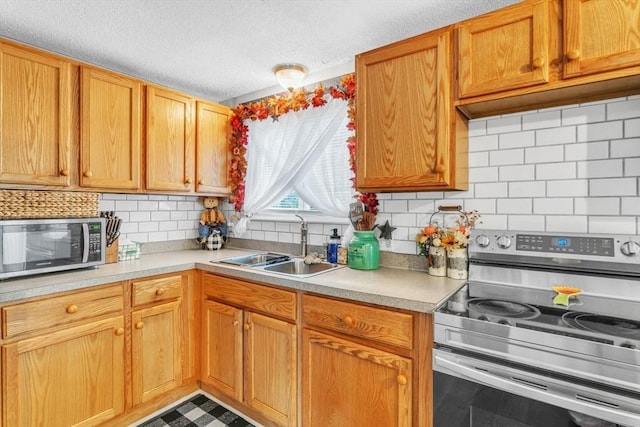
[[0, 217, 105, 280]]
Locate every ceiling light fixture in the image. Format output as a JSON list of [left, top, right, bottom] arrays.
[[273, 63, 308, 91]]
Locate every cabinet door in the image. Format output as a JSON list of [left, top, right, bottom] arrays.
[[356, 28, 467, 192], [196, 101, 231, 194], [245, 312, 297, 427], [131, 300, 182, 406], [2, 316, 125, 427], [201, 299, 243, 401], [302, 329, 412, 427], [0, 42, 71, 186], [146, 85, 195, 191], [564, 0, 640, 78], [457, 0, 549, 98], [80, 66, 142, 189]]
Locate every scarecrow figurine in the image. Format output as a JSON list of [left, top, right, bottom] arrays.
[[196, 197, 228, 244]]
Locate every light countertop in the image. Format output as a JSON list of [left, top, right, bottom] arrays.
[[0, 248, 466, 313]]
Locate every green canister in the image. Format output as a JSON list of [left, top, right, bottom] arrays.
[[347, 231, 380, 270]]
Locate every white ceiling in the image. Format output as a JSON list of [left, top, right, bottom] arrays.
[[0, 0, 521, 104]]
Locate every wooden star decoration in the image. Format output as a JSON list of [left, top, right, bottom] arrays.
[[376, 220, 397, 240]]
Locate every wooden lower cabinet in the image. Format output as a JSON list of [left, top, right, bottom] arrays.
[[2, 316, 125, 427], [131, 300, 182, 406], [201, 274, 297, 427], [302, 329, 412, 426]]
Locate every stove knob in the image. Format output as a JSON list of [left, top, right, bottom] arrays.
[[620, 241, 640, 257], [497, 235, 512, 249], [497, 319, 511, 326], [477, 316, 489, 322], [475, 234, 490, 248], [621, 342, 638, 350]]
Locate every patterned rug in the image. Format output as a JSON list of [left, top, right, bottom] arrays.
[[136, 394, 257, 427]]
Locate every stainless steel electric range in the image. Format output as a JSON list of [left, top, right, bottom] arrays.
[[433, 230, 640, 427]]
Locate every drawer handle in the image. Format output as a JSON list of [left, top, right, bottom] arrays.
[[397, 374, 408, 385], [342, 315, 354, 326], [155, 288, 165, 296], [66, 304, 78, 314], [244, 323, 251, 331], [566, 50, 580, 61], [115, 328, 124, 336], [135, 321, 144, 329]]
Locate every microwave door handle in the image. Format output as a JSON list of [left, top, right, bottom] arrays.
[[82, 223, 89, 263]]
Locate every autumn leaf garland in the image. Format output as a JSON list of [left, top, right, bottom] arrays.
[[229, 74, 377, 215]]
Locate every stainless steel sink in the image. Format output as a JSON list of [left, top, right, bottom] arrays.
[[261, 258, 341, 277], [218, 252, 291, 267]]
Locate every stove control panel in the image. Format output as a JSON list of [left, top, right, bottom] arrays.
[[470, 230, 640, 264]]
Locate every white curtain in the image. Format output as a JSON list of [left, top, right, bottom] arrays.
[[234, 97, 351, 236]]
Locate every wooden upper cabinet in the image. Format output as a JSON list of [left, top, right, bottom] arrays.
[[80, 66, 142, 189], [146, 85, 195, 191], [356, 27, 468, 192], [564, 0, 640, 78], [457, 0, 550, 98], [0, 42, 71, 186], [196, 101, 231, 194]]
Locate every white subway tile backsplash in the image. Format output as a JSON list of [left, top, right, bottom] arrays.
[[533, 198, 573, 215], [383, 200, 409, 213], [468, 152, 489, 167], [408, 199, 436, 213], [507, 215, 545, 231], [562, 104, 606, 125], [536, 162, 576, 180], [626, 118, 640, 137], [151, 211, 171, 221], [487, 115, 521, 134], [621, 197, 640, 215], [499, 165, 534, 181], [391, 213, 418, 227], [148, 232, 169, 242], [625, 158, 640, 176], [589, 216, 637, 234], [115, 200, 138, 211], [546, 216, 588, 233], [277, 232, 294, 243], [469, 134, 499, 152], [610, 138, 640, 158], [468, 120, 487, 137], [522, 110, 561, 130], [469, 167, 499, 182], [590, 178, 636, 196], [497, 198, 532, 214], [577, 121, 623, 142], [139, 222, 159, 233], [475, 183, 508, 198], [158, 201, 178, 211], [574, 197, 620, 216], [607, 98, 640, 120], [130, 211, 151, 222], [565, 141, 609, 161], [525, 146, 564, 164], [490, 149, 524, 165], [138, 201, 159, 211], [546, 180, 589, 197], [499, 131, 535, 149], [576, 159, 623, 179], [158, 221, 178, 231], [535, 126, 576, 146], [463, 199, 496, 214], [509, 181, 546, 197]]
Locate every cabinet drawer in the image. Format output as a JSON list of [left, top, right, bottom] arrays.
[[132, 274, 183, 307], [202, 274, 296, 321], [302, 294, 414, 350], [2, 283, 124, 339]]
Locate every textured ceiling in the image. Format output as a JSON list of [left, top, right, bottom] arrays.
[[0, 0, 521, 104]]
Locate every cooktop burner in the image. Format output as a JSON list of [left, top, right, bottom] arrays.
[[563, 312, 640, 341], [467, 298, 541, 323]]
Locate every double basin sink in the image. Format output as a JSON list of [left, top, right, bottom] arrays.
[[216, 252, 342, 278]]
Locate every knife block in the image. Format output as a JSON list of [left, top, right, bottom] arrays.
[[106, 238, 119, 264]]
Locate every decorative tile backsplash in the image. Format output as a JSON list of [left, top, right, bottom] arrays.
[[102, 95, 640, 255]]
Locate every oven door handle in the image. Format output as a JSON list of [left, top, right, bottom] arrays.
[[434, 350, 640, 427]]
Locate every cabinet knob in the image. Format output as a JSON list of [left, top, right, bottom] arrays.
[[115, 328, 125, 336], [566, 50, 580, 61], [233, 320, 239, 327], [155, 288, 165, 296], [243, 323, 251, 331], [397, 374, 408, 385], [185, 177, 192, 184], [435, 164, 445, 174], [83, 170, 93, 178], [60, 169, 70, 177], [198, 179, 204, 185], [135, 321, 144, 329], [342, 315, 354, 326], [66, 304, 78, 314], [531, 57, 545, 69]]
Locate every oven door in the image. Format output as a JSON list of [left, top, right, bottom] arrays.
[[433, 347, 640, 427]]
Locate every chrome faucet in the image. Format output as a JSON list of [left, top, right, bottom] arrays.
[[295, 214, 308, 257]]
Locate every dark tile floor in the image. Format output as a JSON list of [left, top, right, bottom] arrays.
[[136, 394, 257, 427]]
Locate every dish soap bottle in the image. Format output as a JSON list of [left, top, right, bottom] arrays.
[[326, 228, 341, 263]]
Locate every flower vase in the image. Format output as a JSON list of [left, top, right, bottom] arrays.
[[447, 247, 469, 280], [427, 246, 447, 277]]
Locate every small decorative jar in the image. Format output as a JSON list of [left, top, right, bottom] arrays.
[[447, 247, 469, 279], [427, 246, 447, 277], [348, 231, 380, 270]]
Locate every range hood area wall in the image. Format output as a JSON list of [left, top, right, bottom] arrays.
[[100, 95, 640, 256]]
